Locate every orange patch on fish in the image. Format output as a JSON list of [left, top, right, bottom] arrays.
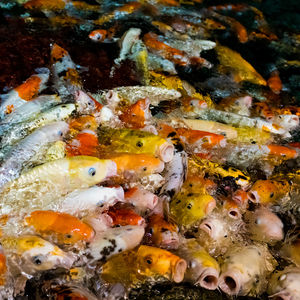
[[119, 98, 148, 128], [107, 207, 145, 226], [176, 128, 226, 148], [25, 210, 94, 244], [5, 104, 14, 114], [267, 70, 282, 94], [66, 131, 99, 157], [267, 145, 298, 159], [51, 43, 69, 62], [15, 75, 42, 101], [65, 68, 81, 86], [89, 29, 109, 42], [117, 2, 141, 13], [0, 252, 7, 286], [106, 153, 164, 175], [143, 32, 188, 66]]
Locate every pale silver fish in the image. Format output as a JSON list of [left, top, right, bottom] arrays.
[[0, 121, 69, 187], [0, 103, 75, 149], [0, 94, 61, 134]]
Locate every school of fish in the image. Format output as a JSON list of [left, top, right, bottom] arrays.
[[0, 0, 300, 299]]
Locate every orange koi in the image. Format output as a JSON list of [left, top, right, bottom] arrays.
[[145, 214, 179, 249], [25, 210, 95, 244], [267, 70, 282, 94], [248, 180, 291, 205], [105, 153, 164, 176], [107, 207, 145, 226], [66, 130, 99, 157], [88, 27, 117, 43], [223, 199, 241, 219], [143, 32, 189, 66], [119, 98, 150, 129], [182, 97, 208, 112], [232, 189, 249, 208], [266, 145, 298, 160], [176, 128, 226, 149], [69, 115, 98, 134]]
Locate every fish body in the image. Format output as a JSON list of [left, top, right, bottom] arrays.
[[0, 121, 69, 187], [245, 207, 284, 243], [0, 247, 7, 286], [101, 245, 187, 285], [0, 68, 50, 119], [98, 127, 174, 162], [107, 207, 145, 226], [0, 103, 75, 149], [248, 179, 291, 205], [145, 214, 179, 249], [1, 235, 75, 273], [0, 94, 61, 132], [58, 186, 124, 216], [176, 239, 219, 290], [0, 156, 116, 216], [51, 44, 82, 96], [218, 244, 276, 296], [88, 225, 145, 263], [268, 267, 300, 300], [215, 45, 266, 86], [25, 210, 94, 244]]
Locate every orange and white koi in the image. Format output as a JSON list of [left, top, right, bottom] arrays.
[[25, 210, 95, 244], [107, 207, 145, 227], [66, 130, 99, 157], [0, 68, 49, 118], [50, 43, 82, 96], [145, 214, 179, 249], [89, 28, 118, 43]]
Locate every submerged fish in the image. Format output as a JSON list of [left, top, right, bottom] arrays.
[[0, 156, 117, 216]]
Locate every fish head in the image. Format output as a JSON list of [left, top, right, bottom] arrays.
[[16, 236, 75, 271], [136, 245, 186, 283], [68, 156, 117, 187], [89, 29, 108, 42], [75, 90, 103, 115]]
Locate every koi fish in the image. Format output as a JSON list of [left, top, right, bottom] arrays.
[[124, 186, 158, 211], [51, 43, 82, 96], [0, 103, 75, 149], [89, 27, 118, 43], [0, 68, 49, 118], [97, 127, 174, 162], [145, 214, 179, 249], [248, 179, 291, 205], [101, 245, 187, 285], [107, 207, 145, 226], [66, 130, 99, 157], [25, 210, 94, 244], [244, 207, 284, 243], [176, 239, 220, 290], [218, 95, 252, 116], [0, 121, 69, 187], [267, 69, 282, 94], [218, 244, 276, 296], [0, 156, 117, 216], [88, 225, 145, 263], [1, 235, 75, 273], [74, 90, 103, 116], [268, 267, 300, 300]]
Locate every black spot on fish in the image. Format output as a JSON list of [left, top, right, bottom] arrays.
[[237, 175, 248, 180], [175, 199, 181, 204], [187, 193, 193, 197], [118, 248, 123, 252], [270, 192, 274, 198], [167, 132, 176, 138], [58, 70, 67, 78]]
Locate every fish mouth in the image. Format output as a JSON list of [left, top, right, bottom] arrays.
[[205, 198, 216, 215], [219, 138, 227, 148], [158, 142, 174, 163], [172, 259, 187, 283], [105, 161, 118, 179], [161, 231, 179, 249], [247, 190, 260, 203], [218, 270, 242, 295], [196, 267, 219, 290], [227, 207, 241, 219]]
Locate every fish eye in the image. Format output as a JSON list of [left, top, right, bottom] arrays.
[[32, 255, 44, 265], [58, 130, 63, 137], [88, 167, 96, 176], [145, 256, 152, 265], [136, 141, 143, 147], [65, 234, 72, 239]]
